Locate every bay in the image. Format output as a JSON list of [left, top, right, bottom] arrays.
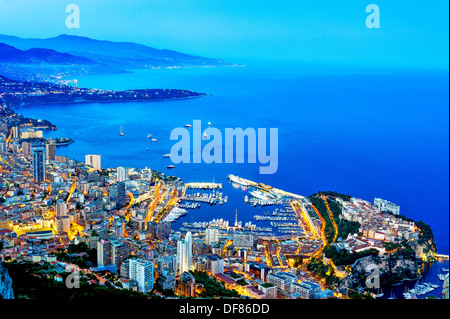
[[17, 63, 449, 255]]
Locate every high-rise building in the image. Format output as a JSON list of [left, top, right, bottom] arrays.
[[97, 239, 113, 266], [112, 222, 124, 238], [175, 271, 196, 297], [0, 142, 7, 153], [11, 143, 20, 153], [85, 154, 101, 170], [109, 182, 126, 208], [158, 269, 176, 291], [205, 226, 220, 246], [56, 199, 67, 217], [120, 259, 131, 278], [129, 258, 154, 293], [157, 255, 177, 273], [117, 166, 128, 182], [12, 126, 20, 140], [56, 216, 71, 233], [111, 238, 131, 268], [176, 232, 193, 274], [21, 141, 32, 156], [46, 141, 56, 161], [156, 221, 171, 240], [206, 254, 224, 275], [32, 147, 46, 183], [193, 238, 205, 254]]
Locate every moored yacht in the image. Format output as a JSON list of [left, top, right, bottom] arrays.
[[228, 174, 250, 186]]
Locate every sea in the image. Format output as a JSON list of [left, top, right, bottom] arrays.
[[17, 62, 449, 297]]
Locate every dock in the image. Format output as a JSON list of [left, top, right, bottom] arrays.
[[228, 175, 304, 200], [184, 182, 222, 190]]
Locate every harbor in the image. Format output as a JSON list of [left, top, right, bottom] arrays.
[[166, 175, 306, 239], [162, 207, 188, 223], [181, 192, 227, 205], [185, 182, 223, 190], [179, 218, 275, 238], [379, 259, 449, 299]]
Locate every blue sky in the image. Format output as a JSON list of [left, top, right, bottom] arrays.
[[0, 0, 448, 69]]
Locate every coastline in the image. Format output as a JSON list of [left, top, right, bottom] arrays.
[[12, 93, 208, 112]]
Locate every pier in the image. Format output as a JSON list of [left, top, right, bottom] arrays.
[[436, 254, 449, 260], [181, 192, 227, 205], [185, 182, 222, 190]]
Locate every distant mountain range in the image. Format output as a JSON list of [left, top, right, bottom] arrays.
[[0, 34, 229, 81], [0, 43, 96, 65]]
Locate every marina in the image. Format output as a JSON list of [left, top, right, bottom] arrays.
[[179, 219, 275, 238], [169, 175, 307, 239], [181, 192, 227, 205], [162, 207, 188, 222], [381, 259, 449, 299], [185, 182, 223, 190], [246, 197, 286, 207], [178, 202, 201, 209]]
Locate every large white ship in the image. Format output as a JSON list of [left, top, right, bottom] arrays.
[[227, 174, 250, 186], [249, 190, 273, 201]]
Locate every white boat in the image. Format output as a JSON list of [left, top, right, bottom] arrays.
[[249, 190, 272, 201], [146, 147, 149, 151], [375, 287, 384, 298], [202, 133, 208, 139], [184, 124, 192, 128], [208, 121, 211, 127], [167, 165, 175, 169], [228, 174, 250, 186], [431, 284, 440, 289], [403, 287, 412, 299], [147, 134, 152, 138], [163, 207, 188, 222], [163, 154, 171, 158], [119, 125, 125, 136], [152, 138, 158, 142]]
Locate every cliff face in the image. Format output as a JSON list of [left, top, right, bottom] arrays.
[[0, 263, 15, 299], [346, 254, 420, 290], [410, 239, 436, 261]]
